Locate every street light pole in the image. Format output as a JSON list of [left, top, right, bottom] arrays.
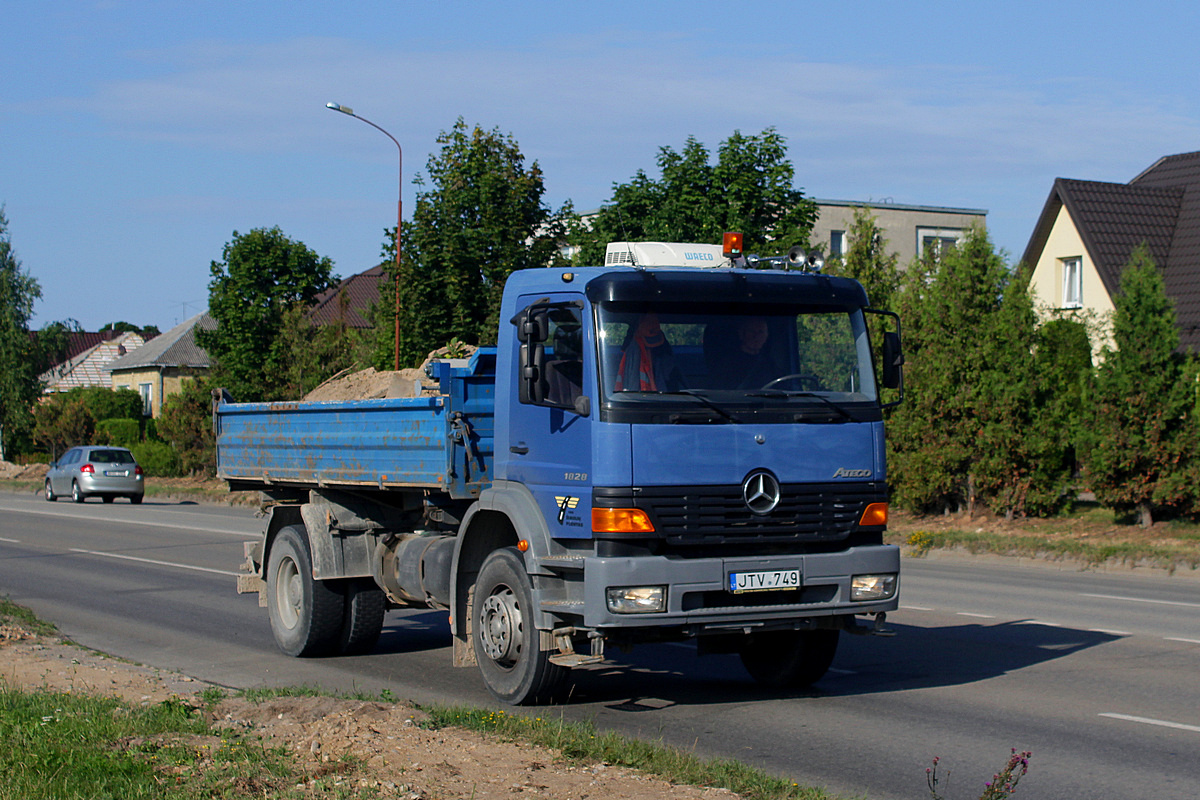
[[326, 102, 403, 371]]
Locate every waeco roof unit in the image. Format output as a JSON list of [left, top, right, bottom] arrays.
[[603, 241, 731, 269]]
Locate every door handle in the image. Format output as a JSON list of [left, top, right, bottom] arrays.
[[510, 444, 529, 455]]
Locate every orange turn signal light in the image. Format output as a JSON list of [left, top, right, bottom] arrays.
[[859, 502, 888, 526], [592, 508, 655, 533]]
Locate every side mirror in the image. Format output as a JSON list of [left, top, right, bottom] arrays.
[[517, 341, 547, 404], [882, 331, 904, 390], [512, 308, 549, 344]]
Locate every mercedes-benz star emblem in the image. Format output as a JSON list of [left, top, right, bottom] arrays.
[[742, 470, 781, 515]]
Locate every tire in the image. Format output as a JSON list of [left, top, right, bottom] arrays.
[[472, 547, 567, 705], [129, 494, 143, 505], [102, 495, 115, 504], [739, 629, 840, 689], [71, 481, 85, 503], [44, 480, 57, 502], [338, 579, 386, 655], [265, 525, 345, 657]]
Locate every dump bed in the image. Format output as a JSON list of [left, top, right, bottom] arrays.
[[214, 350, 496, 499]]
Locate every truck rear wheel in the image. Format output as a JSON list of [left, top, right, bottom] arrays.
[[739, 629, 840, 689], [339, 579, 386, 655], [472, 547, 567, 705], [266, 525, 345, 657]]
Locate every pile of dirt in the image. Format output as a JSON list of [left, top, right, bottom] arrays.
[[304, 345, 478, 403], [0, 461, 49, 480], [0, 624, 738, 800]]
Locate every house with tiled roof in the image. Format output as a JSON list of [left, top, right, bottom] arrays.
[[107, 312, 216, 417], [307, 265, 386, 328], [39, 331, 148, 393], [1023, 151, 1200, 351]]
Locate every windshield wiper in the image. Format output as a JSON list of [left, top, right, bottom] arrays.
[[745, 390, 854, 422], [658, 390, 741, 423]]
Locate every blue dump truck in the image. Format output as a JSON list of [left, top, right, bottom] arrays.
[[222, 236, 904, 705]]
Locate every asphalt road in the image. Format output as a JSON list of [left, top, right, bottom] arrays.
[[2, 491, 1198, 800]]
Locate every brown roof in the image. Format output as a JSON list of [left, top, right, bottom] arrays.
[[1022, 151, 1200, 350], [307, 265, 387, 329]]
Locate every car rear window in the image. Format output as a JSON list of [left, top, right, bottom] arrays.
[[88, 449, 134, 464]]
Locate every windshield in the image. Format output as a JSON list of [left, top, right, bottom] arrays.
[[596, 301, 879, 423]]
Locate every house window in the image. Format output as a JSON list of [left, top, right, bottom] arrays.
[[138, 383, 153, 416], [830, 230, 845, 258], [1062, 257, 1082, 308], [917, 227, 964, 259]]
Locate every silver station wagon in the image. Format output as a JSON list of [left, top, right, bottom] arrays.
[[45, 446, 144, 504]]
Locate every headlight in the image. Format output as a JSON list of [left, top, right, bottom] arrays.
[[606, 586, 666, 613], [851, 574, 897, 602]]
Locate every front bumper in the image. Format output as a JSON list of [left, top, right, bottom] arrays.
[[576, 544, 900, 630]]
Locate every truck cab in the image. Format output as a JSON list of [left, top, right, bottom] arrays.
[[463, 242, 900, 701]]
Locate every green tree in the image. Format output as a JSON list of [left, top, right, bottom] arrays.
[[29, 387, 145, 459], [0, 207, 43, 461], [32, 396, 95, 460], [392, 119, 567, 366], [101, 321, 160, 337], [156, 378, 216, 476], [889, 227, 1014, 513], [197, 227, 335, 402], [1083, 246, 1197, 526], [274, 301, 372, 399], [572, 129, 817, 264], [972, 271, 1090, 517]]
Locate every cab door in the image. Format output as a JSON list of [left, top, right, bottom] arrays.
[[506, 294, 594, 539]]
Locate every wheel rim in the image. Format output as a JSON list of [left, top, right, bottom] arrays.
[[45, 481, 52, 499], [478, 585, 522, 666], [274, 556, 303, 630], [72, 483, 80, 501]]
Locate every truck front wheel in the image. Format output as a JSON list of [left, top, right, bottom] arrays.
[[266, 525, 345, 657], [472, 547, 567, 705], [739, 629, 840, 689]]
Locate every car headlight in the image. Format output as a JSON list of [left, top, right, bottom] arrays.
[[851, 574, 897, 602], [606, 586, 666, 613]]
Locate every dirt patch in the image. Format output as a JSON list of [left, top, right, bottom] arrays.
[[0, 461, 49, 481], [304, 345, 478, 402], [0, 625, 740, 800]]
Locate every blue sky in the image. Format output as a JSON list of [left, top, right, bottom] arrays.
[[4, 1, 1200, 331]]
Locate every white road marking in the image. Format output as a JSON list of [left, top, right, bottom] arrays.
[[0, 536, 19, 543], [1015, 620, 1061, 627], [1164, 637, 1200, 645], [1100, 713, 1200, 734], [956, 612, 995, 618], [68, 548, 240, 576], [2, 504, 256, 538], [900, 605, 933, 611], [1089, 629, 1132, 636], [1081, 593, 1200, 610]]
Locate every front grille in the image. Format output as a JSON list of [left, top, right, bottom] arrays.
[[595, 482, 885, 547]]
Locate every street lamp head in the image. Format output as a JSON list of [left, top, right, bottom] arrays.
[[326, 102, 354, 115]]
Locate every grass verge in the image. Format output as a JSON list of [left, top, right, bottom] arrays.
[[895, 526, 1200, 571], [422, 705, 835, 800], [0, 686, 378, 800]]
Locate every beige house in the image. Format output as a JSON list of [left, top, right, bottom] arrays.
[[108, 312, 215, 417], [1022, 151, 1200, 352], [811, 199, 987, 265]]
